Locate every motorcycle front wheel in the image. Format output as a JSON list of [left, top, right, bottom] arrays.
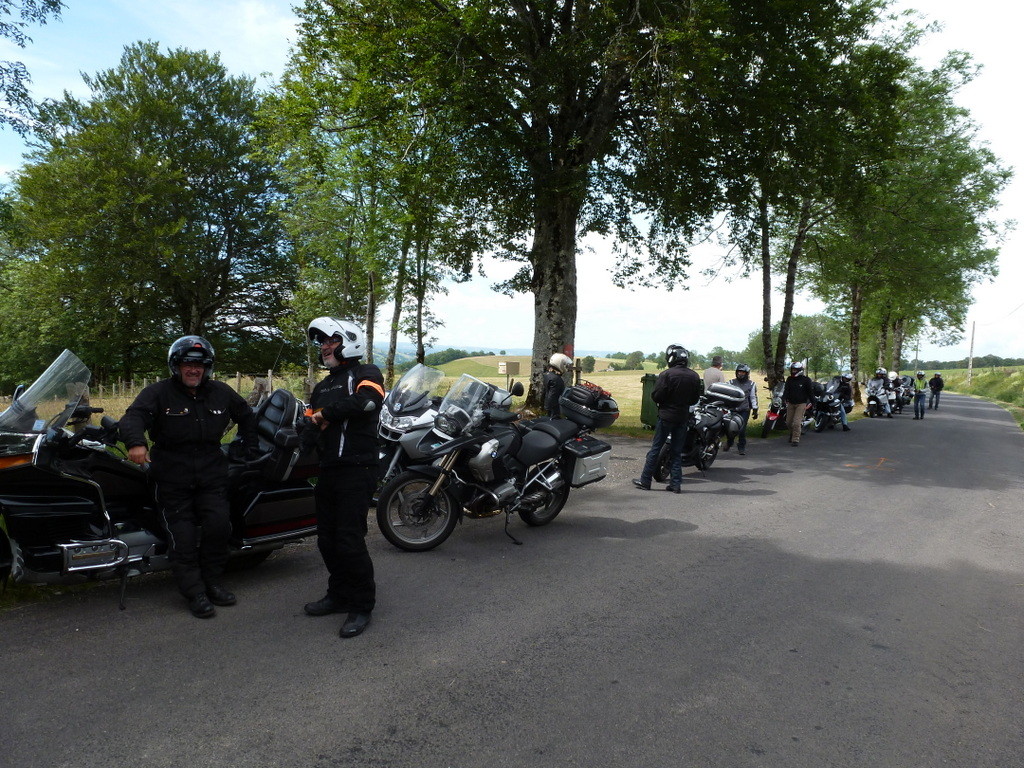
[[760, 418, 774, 439], [518, 481, 571, 527], [376, 472, 459, 552], [696, 436, 719, 470]]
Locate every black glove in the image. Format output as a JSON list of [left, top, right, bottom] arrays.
[[751, 409, 758, 420]]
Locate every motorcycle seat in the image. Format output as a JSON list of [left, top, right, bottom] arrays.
[[531, 419, 580, 443], [254, 389, 302, 482]]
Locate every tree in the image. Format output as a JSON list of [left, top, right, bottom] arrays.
[[707, 6, 912, 386], [801, 54, 1010, 394], [9, 42, 291, 378], [288, 0, 790, 405], [623, 351, 646, 370], [1, 0, 63, 133], [581, 355, 595, 374]]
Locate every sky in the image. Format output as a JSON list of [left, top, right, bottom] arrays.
[[0, 0, 1020, 363]]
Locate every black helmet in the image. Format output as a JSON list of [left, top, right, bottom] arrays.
[[735, 364, 751, 378], [168, 336, 215, 381], [665, 345, 689, 367]]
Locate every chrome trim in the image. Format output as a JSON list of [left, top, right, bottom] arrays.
[[59, 538, 130, 573]]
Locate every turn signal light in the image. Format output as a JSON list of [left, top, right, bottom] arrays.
[[0, 454, 32, 470]]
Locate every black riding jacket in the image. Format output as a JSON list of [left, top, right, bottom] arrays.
[[543, 370, 567, 417], [119, 377, 257, 484], [782, 373, 815, 404], [652, 364, 703, 422], [309, 360, 385, 467]]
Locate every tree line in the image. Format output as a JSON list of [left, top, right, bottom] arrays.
[[0, 1, 1011, 400]]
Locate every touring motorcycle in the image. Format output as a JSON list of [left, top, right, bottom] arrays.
[[375, 375, 616, 551], [652, 382, 746, 481], [811, 377, 848, 432], [0, 350, 318, 604], [377, 363, 446, 488]]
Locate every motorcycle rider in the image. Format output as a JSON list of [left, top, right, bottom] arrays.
[[868, 368, 893, 417], [633, 344, 703, 493], [928, 372, 944, 410], [120, 336, 258, 619], [912, 370, 928, 419], [302, 317, 385, 639], [543, 353, 573, 417], [782, 361, 814, 446], [725, 363, 758, 455], [837, 372, 853, 431]]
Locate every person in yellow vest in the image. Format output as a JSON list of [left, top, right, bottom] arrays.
[[912, 370, 928, 420]]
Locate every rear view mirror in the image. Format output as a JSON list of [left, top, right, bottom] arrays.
[[511, 381, 524, 397]]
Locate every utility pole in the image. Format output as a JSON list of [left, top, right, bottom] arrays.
[[967, 321, 976, 385]]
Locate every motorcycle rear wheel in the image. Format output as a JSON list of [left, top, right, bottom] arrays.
[[518, 481, 571, 527], [653, 441, 672, 483], [760, 418, 776, 439], [376, 472, 459, 552]]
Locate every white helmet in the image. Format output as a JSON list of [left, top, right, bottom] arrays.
[[307, 316, 366, 360], [887, 371, 897, 380], [549, 353, 573, 374]]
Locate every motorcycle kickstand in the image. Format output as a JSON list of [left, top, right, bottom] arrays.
[[117, 568, 129, 610], [503, 511, 523, 546]]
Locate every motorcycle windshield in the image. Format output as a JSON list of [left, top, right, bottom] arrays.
[[384, 364, 446, 412], [0, 350, 91, 434], [435, 375, 492, 435]]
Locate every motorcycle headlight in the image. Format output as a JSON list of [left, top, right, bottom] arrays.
[[381, 410, 416, 432], [434, 413, 462, 438]]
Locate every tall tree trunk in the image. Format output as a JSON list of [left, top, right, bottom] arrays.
[[385, 230, 411, 387], [758, 195, 776, 385], [773, 198, 812, 382], [364, 270, 376, 365], [876, 308, 890, 369], [891, 317, 905, 373], [849, 282, 864, 404], [527, 191, 580, 408]]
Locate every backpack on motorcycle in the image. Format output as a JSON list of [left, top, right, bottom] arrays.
[[559, 382, 619, 429]]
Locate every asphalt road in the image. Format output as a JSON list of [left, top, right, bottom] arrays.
[[2, 394, 1023, 768]]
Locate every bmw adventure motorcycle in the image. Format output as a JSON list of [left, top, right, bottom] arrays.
[[375, 375, 616, 552], [377, 363, 446, 488], [652, 382, 746, 481], [0, 350, 318, 605]]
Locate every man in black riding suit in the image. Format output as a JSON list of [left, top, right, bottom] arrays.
[[633, 344, 703, 493], [543, 353, 573, 417], [302, 317, 385, 639], [120, 336, 257, 619], [783, 361, 815, 445]]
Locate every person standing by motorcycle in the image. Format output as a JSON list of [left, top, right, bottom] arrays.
[[633, 345, 703, 493], [724, 364, 758, 455], [782, 361, 814, 446], [543, 353, 573, 417], [912, 371, 929, 419], [928, 372, 944, 410], [302, 317, 385, 639], [120, 336, 258, 619], [703, 355, 726, 389], [837, 372, 854, 431]]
